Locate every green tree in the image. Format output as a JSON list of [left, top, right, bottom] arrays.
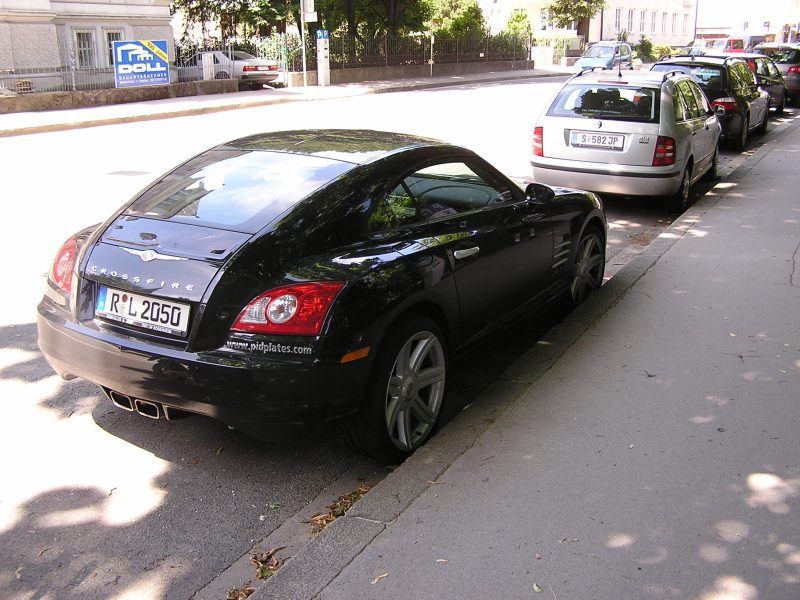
[[429, 0, 486, 36], [504, 10, 531, 37], [546, 0, 605, 40]]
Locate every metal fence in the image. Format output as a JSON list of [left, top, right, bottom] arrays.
[[1, 32, 531, 95]]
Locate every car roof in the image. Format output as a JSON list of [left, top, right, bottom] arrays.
[[656, 55, 744, 67], [754, 42, 800, 48], [570, 69, 684, 87], [217, 129, 451, 165]]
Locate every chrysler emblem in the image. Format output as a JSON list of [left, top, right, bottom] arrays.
[[121, 248, 187, 262]]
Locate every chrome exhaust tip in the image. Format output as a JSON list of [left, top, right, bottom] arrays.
[[106, 388, 135, 412], [134, 399, 161, 419]]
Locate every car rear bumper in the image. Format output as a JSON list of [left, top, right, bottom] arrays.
[[530, 158, 682, 196], [37, 299, 370, 434]]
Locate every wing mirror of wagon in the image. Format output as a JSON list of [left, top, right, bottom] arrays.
[[525, 182, 554, 203]]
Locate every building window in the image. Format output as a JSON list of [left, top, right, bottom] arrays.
[[662, 12, 667, 34], [651, 11, 657, 33], [105, 30, 123, 67], [628, 9, 634, 32], [640, 11, 646, 33], [74, 30, 96, 68], [615, 8, 621, 33], [672, 13, 678, 34], [683, 13, 689, 34]]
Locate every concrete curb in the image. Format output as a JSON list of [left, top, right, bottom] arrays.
[[248, 118, 796, 600]]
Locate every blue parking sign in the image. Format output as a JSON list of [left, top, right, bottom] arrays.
[[113, 40, 169, 88]]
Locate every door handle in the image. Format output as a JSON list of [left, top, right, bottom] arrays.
[[454, 246, 480, 260]]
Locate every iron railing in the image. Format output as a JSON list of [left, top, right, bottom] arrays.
[[1, 32, 531, 95]]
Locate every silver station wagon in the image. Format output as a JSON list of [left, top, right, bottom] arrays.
[[531, 70, 722, 212]]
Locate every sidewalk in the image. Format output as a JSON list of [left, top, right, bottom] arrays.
[[0, 67, 569, 137], [252, 119, 800, 597]]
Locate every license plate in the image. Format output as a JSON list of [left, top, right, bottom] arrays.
[[96, 286, 190, 336], [570, 131, 624, 150]]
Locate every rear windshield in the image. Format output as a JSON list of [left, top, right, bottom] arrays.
[[546, 83, 660, 123], [755, 48, 800, 63], [583, 45, 615, 58], [651, 64, 726, 90], [126, 149, 353, 233]]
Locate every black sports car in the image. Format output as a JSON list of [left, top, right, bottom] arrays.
[[37, 130, 606, 462]]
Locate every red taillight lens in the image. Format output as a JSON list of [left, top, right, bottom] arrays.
[[652, 136, 676, 167], [788, 66, 800, 75], [533, 126, 543, 157], [231, 282, 346, 336], [711, 98, 738, 114], [242, 65, 259, 72], [50, 237, 78, 295]]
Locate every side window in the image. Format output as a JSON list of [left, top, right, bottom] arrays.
[[672, 84, 687, 121], [687, 80, 711, 114], [367, 161, 511, 232], [736, 63, 756, 87], [676, 80, 701, 119], [767, 61, 780, 77]]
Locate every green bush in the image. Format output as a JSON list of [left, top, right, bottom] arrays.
[[633, 35, 655, 62], [652, 44, 674, 59]]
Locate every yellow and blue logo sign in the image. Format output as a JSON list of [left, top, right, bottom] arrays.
[[113, 40, 169, 88]]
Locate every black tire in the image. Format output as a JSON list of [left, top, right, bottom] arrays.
[[733, 115, 749, 150], [351, 316, 447, 463], [569, 226, 605, 307], [775, 91, 786, 114], [702, 145, 719, 181], [666, 167, 691, 213], [757, 105, 769, 134], [249, 82, 264, 90]]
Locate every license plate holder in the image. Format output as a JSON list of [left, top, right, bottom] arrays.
[[570, 130, 624, 150], [96, 286, 190, 337]]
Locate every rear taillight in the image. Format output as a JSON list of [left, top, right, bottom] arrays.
[[231, 282, 345, 336], [788, 65, 800, 75], [652, 136, 676, 167], [711, 98, 738, 114], [533, 126, 543, 157], [50, 237, 78, 295], [242, 65, 259, 72]]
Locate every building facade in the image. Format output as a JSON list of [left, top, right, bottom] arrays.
[[479, 0, 698, 47], [0, 0, 173, 71]]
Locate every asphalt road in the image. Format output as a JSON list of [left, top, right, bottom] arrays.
[[1, 80, 794, 599]]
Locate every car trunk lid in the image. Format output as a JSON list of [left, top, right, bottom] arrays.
[[83, 216, 251, 304], [540, 116, 661, 167]]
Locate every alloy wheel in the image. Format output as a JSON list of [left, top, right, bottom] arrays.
[[383, 330, 446, 452], [570, 229, 605, 305]]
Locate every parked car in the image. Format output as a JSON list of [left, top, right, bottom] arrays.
[[573, 41, 633, 73], [706, 35, 766, 54], [37, 129, 607, 462], [753, 43, 800, 104], [710, 52, 788, 113], [651, 55, 770, 150], [530, 70, 721, 212], [177, 50, 281, 89]]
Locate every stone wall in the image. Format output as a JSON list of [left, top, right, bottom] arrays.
[[0, 79, 237, 113]]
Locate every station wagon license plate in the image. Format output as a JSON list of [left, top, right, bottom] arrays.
[[570, 131, 624, 150], [96, 286, 190, 336]]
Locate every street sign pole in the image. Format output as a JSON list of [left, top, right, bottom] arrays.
[[299, 0, 307, 86]]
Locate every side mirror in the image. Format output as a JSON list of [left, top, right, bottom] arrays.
[[525, 182, 554, 203]]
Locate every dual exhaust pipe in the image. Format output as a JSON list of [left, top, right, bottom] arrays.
[[103, 388, 184, 420]]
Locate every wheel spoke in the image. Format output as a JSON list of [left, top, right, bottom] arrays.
[[416, 364, 445, 390], [408, 335, 435, 374], [411, 394, 438, 426]]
